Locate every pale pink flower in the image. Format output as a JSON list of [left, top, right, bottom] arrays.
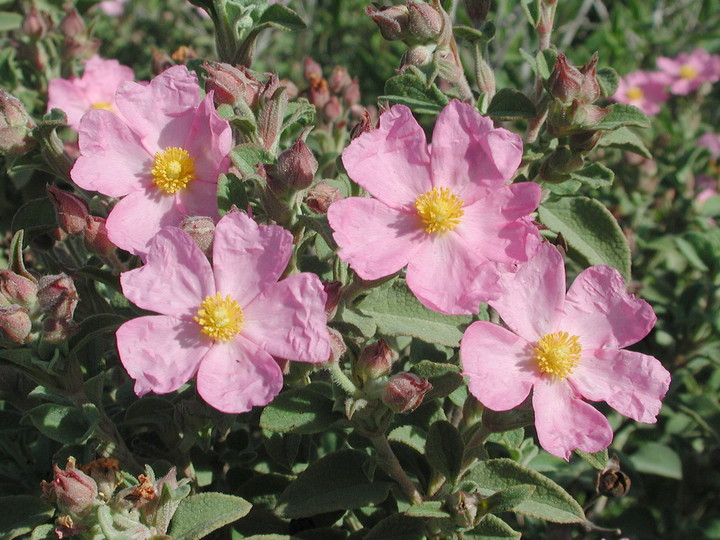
[[699, 132, 720, 159], [47, 55, 134, 130], [656, 49, 720, 95], [327, 100, 541, 315], [613, 71, 669, 115], [461, 243, 671, 460], [97, 0, 130, 16], [116, 211, 331, 413], [71, 65, 232, 257]]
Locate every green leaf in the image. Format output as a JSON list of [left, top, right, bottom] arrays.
[[381, 74, 449, 115], [218, 173, 249, 216], [405, 500, 450, 518], [0, 11, 22, 32], [297, 214, 338, 251], [277, 449, 392, 518], [594, 103, 651, 130], [356, 280, 472, 347], [388, 425, 427, 454], [364, 514, 425, 540], [483, 485, 536, 513], [598, 127, 652, 159], [169, 493, 252, 540], [69, 314, 127, 357], [258, 3, 306, 31], [486, 89, 537, 119], [409, 360, 463, 400], [11, 198, 57, 243], [567, 162, 615, 189], [25, 403, 100, 445], [425, 421, 464, 483], [230, 144, 275, 176], [0, 496, 55, 540], [466, 458, 585, 523], [575, 448, 608, 470], [264, 432, 302, 470], [260, 382, 340, 434], [537, 196, 632, 281], [334, 303, 377, 338], [454, 25, 488, 42], [596, 67, 619, 98], [466, 514, 521, 539], [629, 442, 682, 479]]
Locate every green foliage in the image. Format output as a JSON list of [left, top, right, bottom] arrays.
[[168, 493, 252, 540], [0, 496, 55, 540]]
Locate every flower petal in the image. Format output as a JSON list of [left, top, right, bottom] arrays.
[[532, 377, 613, 460], [211, 212, 293, 306], [461, 321, 537, 410], [342, 105, 432, 209], [120, 226, 214, 317], [196, 336, 283, 413], [561, 265, 657, 349], [116, 316, 208, 396], [175, 175, 220, 221], [182, 92, 232, 184], [47, 78, 91, 130], [569, 348, 670, 423], [328, 197, 424, 280], [243, 273, 331, 363]]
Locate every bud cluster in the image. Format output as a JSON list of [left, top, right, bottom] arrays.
[[302, 57, 363, 125]]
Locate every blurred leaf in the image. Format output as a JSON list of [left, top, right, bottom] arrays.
[[594, 103, 651, 130], [454, 25, 487, 43], [258, 4, 306, 31], [0, 12, 22, 32], [568, 162, 615, 189], [364, 514, 425, 540], [264, 432, 301, 470], [596, 66, 619, 97], [466, 514, 521, 539], [629, 443, 682, 479], [409, 360, 463, 400], [425, 420, 464, 483], [487, 89, 537, 120], [169, 493, 252, 540], [0, 496, 54, 540], [25, 403, 100, 445], [260, 382, 341, 434], [405, 500, 450, 518], [277, 449, 392, 518], [599, 127, 652, 159]]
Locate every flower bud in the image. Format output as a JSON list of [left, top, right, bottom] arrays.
[[22, 6, 50, 40], [569, 129, 603, 153], [47, 185, 90, 235], [79, 458, 120, 500], [401, 44, 435, 70], [0, 305, 32, 344], [61, 36, 100, 61], [59, 8, 85, 39], [203, 61, 263, 109], [327, 327, 347, 364], [180, 215, 215, 257], [0, 270, 38, 307], [43, 317, 78, 342], [463, 0, 491, 26], [0, 90, 36, 156], [309, 77, 330, 110], [578, 53, 601, 104], [323, 95, 343, 122], [277, 138, 318, 190], [445, 490, 481, 528], [547, 54, 583, 105], [305, 182, 342, 214], [330, 66, 352, 94], [539, 146, 584, 182], [51, 460, 99, 517], [382, 372, 432, 413], [322, 280, 342, 318], [365, 5, 410, 42], [596, 454, 631, 497], [280, 78, 299, 100], [343, 78, 361, 106], [354, 339, 396, 385], [304, 57, 323, 83], [258, 86, 288, 154], [407, 1, 445, 42], [83, 216, 116, 257], [350, 109, 376, 141], [37, 273, 78, 321]]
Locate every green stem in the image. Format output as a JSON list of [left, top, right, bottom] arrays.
[[370, 434, 423, 505], [328, 360, 358, 396]]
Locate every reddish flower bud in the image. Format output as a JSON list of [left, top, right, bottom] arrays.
[[322, 280, 342, 318], [51, 461, 98, 517], [327, 327, 347, 364], [401, 44, 435, 70], [277, 138, 318, 190], [463, 0, 491, 26], [61, 36, 100, 61], [258, 86, 288, 153], [350, 109, 376, 141], [309, 77, 330, 110], [323, 95, 343, 122], [578, 53, 601, 104], [330, 66, 352, 94], [59, 8, 85, 38], [203, 61, 263, 109], [180, 215, 215, 256], [0, 90, 36, 156], [342, 78, 361, 106], [366, 5, 410, 42], [280, 78, 299, 100], [304, 57, 323, 83], [0, 305, 32, 344], [22, 6, 50, 40], [547, 54, 583, 104], [83, 216, 116, 257], [47, 185, 90, 235], [37, 273, 78, 321], [408, 1, 446, 42], [0, 270, 38, 307], [382, 372, 432, 413], [43, 317, 78, 343], [354, 339, 396, 385], [305, 182, 342, 214]]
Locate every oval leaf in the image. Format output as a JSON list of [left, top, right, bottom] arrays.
[[168, 493, 252, 540], [26, 403, 100, 445], [0, 496, 54, 540], [260, 382, 342, 434], [425, 420, 464, 483]]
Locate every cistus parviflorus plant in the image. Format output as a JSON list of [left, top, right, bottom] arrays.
[[0, 0, 719, 538]]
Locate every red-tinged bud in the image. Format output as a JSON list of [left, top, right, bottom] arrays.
[[43, 317, 78, 342], [37, 273, 78, 321], [259, 73, 281, 102], [309, 77, 330, 110], [0, 305, 32, 344], [304, 57, 323, 83], [547, 54, 583, 104], [401, 44, 435, 70], [343, 78, 361, 106], [327, 327, 347, 364], [568, 101, 608, 128], [203, 61, 263, 109], [62, 36, 100, 61], [79, 458, 120, 500], [323, 95, 343, 122], [277, 138, 318, 190], [51, 460, 98, 517], [22, 6, 50, 40], [322, 280, 342, 318], [382, 372, 432, 413], [330, 66, 352, 94], [180, 215, 215, 257], [59, 8, 85, 39], [354, 339, 396, 385], [578, 53, 601, 104], [280, 78, 299, 100], [83, 216, 115, 257], [0, 90, 36, 156], [258, 87, 288, 154], [0, 270, 38, 307], [350, 109, 376, 140], [408, 1, 446, 42], [47, 185, 90, 235], [463, 0, 491, 26], [446, 490, 481, 528], [569, 129, 603, 153], [366, 5, 409, 42], [305, 182, 342, 214]]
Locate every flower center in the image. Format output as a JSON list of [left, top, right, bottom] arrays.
[[194, 293, 243, 341], [625, 86, 644, 101], [415, 186, 465, 234], [151, 147, 196, 194], [679, 64, 698, 80], [533, 331, 582, 379], [90, 101, 114, 111]]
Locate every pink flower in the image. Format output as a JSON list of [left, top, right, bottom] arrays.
[[47, 55, 134, 130], [699, 132, 720, 159], [71, 65, 232, 257], [613, 71, 669, 115], [460, 243, 671, 459], [327, 100, 541, 315], [116, 211, 331, 413], [97, 0, 130, 16], [656, 49, 720, 95]]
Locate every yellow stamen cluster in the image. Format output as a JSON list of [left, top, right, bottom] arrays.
[[679, 64, 699, 80], [415, 186, 465, 234], [90, 101, 114, 111], [625, 87, 644, 101], [534, 331, 582, 379], [194, 293, 244, 341], [150, 147, 196, 194]]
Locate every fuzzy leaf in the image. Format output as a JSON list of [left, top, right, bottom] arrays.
[[425, 421, 464, 483], [230, 144, 275, 176], [596, 67, 619, 97], [364, 514, 425, 540], [260, 382, 341, 434], [575, 448, 608, 470], [599, 127, 652, 158], [169, 493, 252, 540], [218, 173, 249, 215], [277, 449, 392, 518], [466, 514, 521, 539], [11, 198, 57, 244], [381, 74, 449, 115], [567, 162, 615, 189], [594, 103, 651, 130], [538, 196, 632, 280], [0, 496, 54, 540], [483, 485, 536, 513], [409, 360, 463, 400], [258, 4, 306, 30], [26, 403, 100, 445], [487, 89, 536, 119], [405, 500, 450, 518], [0, 12, 22, 32], [454, 25, 488, 42]]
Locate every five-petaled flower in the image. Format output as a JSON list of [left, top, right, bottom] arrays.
[[613, 70, 669, 115], [327, 100, 541, 315], [71, 65, 232, 257], [460, 242, 671, 459], [115, 211, 331, 413], [656, 49, 720, 95]]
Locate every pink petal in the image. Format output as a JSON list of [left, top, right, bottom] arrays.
[[72, 110, 152, 197], [106, 188, 184, 257], [243, 273, 330, 363], [560, 265, 656, 349], [569, 349, 670, 423], [342, 105, 432, 209], [532, 377, 613, 460], [175, 177, 220, 220], [116, 316, 208, 396], [79, 56, 134, 106], [489, 242, 566, 342], [120, 226, 214, 317], [430, 100, 523, 204], [328, 197, 424, 280], [461, 321, 537, 410], [196, 336, 283, 413], [182, 92, 232, 183], [211, 212, 293, 306], [47, 79, 91, 130]]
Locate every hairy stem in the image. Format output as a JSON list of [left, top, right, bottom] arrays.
[[370, 434, 424, 505]]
